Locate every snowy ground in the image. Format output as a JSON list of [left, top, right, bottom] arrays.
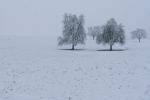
[[0, 35, 150, 100]]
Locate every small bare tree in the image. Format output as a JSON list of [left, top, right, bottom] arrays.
[[131, 28, 147, 43], [87, 26, 101, 40]]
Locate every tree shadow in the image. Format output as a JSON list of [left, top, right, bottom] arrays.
[[96, 48, 128, 51], [58, 49, 86, 51]]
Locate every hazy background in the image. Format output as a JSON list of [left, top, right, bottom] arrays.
[[0, 0, 149, 38]]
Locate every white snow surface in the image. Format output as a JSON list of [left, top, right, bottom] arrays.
[[0, 35, 150, 100]]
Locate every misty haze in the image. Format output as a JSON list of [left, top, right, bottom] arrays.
[[0, 0, 150, 100]]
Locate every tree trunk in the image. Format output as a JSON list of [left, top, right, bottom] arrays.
[[72, 44, 75, 50], [93, 36, 95, 40], [110, 44, 113, 51], [139, 39, 141, 43]]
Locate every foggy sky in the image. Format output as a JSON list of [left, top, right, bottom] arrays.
[[0, 0, 150, 37]]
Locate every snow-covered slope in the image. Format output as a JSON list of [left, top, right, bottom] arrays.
[[0, 35, 149, 100]]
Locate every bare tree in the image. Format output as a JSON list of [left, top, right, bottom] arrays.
[[87, 26, 101, 40], [96, 18, 125, 51], [58, 13, 86, 50], [131, 28, 147, 43]]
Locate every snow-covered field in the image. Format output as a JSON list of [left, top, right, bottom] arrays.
[[0, 35, 150, 100]]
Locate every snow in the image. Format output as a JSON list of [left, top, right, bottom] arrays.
[[0, 35, 150, 100]]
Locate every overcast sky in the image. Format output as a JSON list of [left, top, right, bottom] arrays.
[[0, 0, 149, 37]]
